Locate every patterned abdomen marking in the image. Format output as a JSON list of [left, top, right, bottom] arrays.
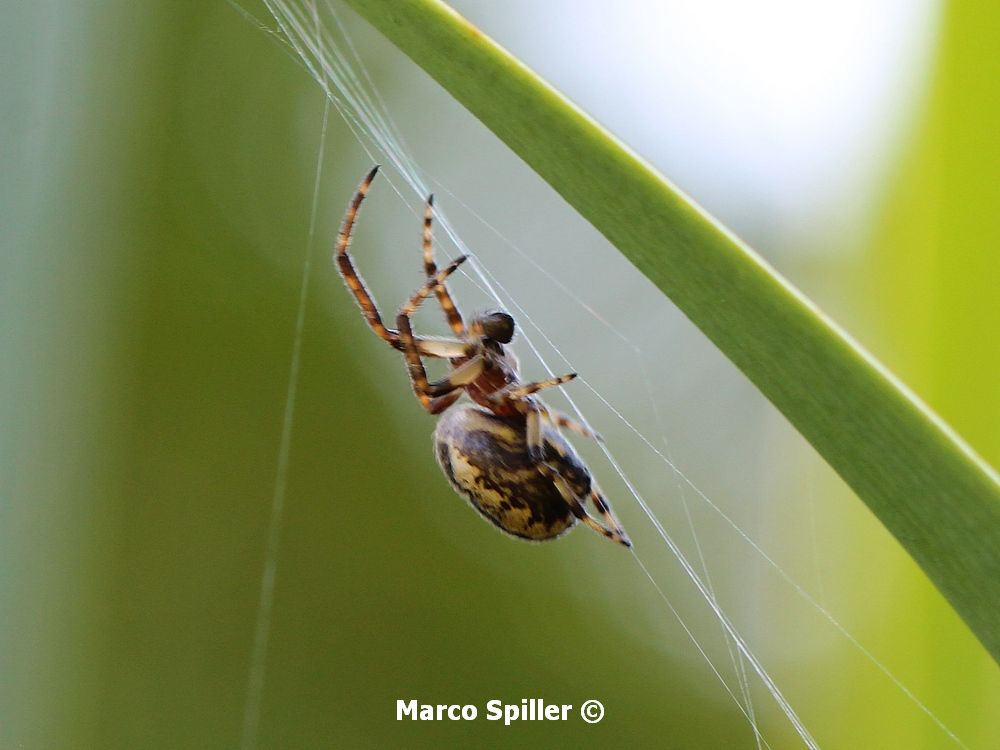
[[434, 405, 590, 541]]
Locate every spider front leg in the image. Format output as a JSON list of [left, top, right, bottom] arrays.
[[423, 194, 466, 337], [335, 167, 474, 361], [397, 256, 483, 413], [335, 165, 397, 345]]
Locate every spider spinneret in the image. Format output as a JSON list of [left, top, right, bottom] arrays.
[[335, 165, 631, 547]]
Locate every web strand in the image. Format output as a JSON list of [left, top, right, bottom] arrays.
[[239, 26, 332, 750], [240, 2, 971, 748], [258, 5, 776, 740]]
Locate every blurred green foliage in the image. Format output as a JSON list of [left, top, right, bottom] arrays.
[[344, 0, 1000, 666], [1, 2, 997, 748]]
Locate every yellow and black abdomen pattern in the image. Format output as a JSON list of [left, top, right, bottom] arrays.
[[434, 405, 589, 541]]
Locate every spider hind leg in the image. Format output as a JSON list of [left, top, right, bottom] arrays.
[[588, 486, 632, 548], [536, 462, 632, 548], [528, 409, 631, 548]]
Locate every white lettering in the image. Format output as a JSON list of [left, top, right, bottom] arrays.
[[486, 700, 502, 721], [400, 697, 577, 722], [397, 700, 478, 721], [397, 700, 417, 720], [504, 703, 519, 726]]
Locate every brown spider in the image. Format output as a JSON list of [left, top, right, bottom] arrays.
[[335, 166, 631, 548]]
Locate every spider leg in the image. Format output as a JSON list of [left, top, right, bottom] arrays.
[[489, 372, 577, 402], [588, 484, 632, 547], [526, 408, 630, 546], [335, 166, 474, 359], [526, 407, 545, 462], [427, 391, 463, 415], [423, 194, 466, 337], [427, 356, 485, 396], [335, 165, 396, 345], [397, 257, 475, 411], [536, 462, 632, 548], [542, 410, 604, 443], [399, 255, 469, 318]]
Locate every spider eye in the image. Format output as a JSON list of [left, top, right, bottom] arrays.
[[481, 311, 515, 343]]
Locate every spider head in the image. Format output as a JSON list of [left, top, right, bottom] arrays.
[[475, 310, 515, 344]]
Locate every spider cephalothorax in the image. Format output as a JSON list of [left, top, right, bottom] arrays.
[[335, 166, 631, 547], [471, 310, 515, 343]]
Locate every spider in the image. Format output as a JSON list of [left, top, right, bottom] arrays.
[[335, 166, 631, 548]]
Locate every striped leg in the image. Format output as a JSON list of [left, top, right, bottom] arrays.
[[536, 462, 632, 548], [489, 373, 577, 403], [334, 166, 471, 359], [423, 195, 466, 337], [429, 356, 485, 396], [543, 410, 603, 443], [397, 257, 474, 412], [334, 165, 395, 344], [427, 390, 463, 416], [588, 485, 631, 548], [398, 255, 469, 319], [527, 407, 630, 547]]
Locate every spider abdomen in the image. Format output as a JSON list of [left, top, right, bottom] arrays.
[[434, 405, 591, 542]]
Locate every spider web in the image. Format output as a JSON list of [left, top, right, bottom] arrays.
[[232, 2, 976, 749]]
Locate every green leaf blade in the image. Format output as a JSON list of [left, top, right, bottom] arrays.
[[344, 0, 1000, 662]]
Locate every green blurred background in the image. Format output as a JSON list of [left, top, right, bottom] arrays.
[[2, 1, 998, 748]]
